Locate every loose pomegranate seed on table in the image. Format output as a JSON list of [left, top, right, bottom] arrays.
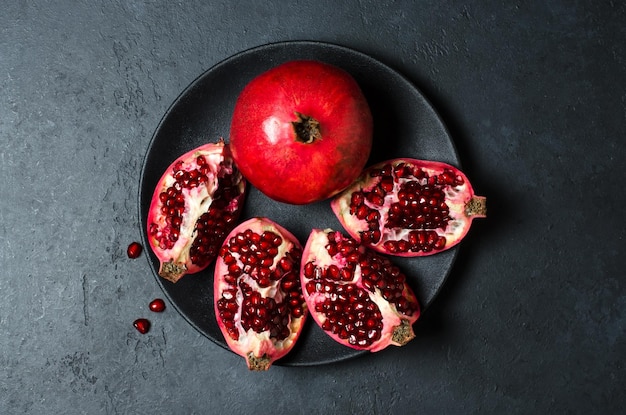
[[149, 298, 166, 312], [126, 242, 142, 259], [133, 318, 151, 334]]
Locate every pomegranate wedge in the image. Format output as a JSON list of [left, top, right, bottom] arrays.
[[301, 228, 420, 352], [214, 217, 306, 370], [332, 158, 486, 256], [147, 139, 246, 282]]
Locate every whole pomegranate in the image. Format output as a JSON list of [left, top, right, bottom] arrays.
[[300, 228, 420, 352], [147, 140, 246, 282], [229, 60, 373, 205], [214, 217, 307, 370], [331, 158, 486, 256]]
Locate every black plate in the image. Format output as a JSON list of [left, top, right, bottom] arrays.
[[139, 41, 459, 366]]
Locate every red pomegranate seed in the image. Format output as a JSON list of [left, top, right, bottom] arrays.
[[149, 298, 166, 312], [133, 318, 150, 334], [127, 242, 143, 259]]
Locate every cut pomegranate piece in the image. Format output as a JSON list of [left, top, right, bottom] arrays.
[[214, 217, 307, 370], [146, 139, 246, 282], [331, 158, 486, 256], [300, 228, 420, 352]]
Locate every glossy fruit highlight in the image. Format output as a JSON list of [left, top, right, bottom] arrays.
[[300, 228, 420, 352], [332, 159, 486, 256], [214, 217, 306, 370], [229, 60, 373, 205], [147, 140, 246, 282]]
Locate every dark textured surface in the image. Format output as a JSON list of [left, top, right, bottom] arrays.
[[1, 1, 624, 414]]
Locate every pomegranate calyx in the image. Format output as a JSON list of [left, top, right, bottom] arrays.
[[246, 352, 272, 371], [159, 261, 188, 283], [465, 195, 487, 218], [291, 112, 321, 144], [391, 319, 416, 346]]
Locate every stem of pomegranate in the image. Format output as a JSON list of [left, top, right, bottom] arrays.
[[292, 112, 321, 144], [465, 196, 487, 218]]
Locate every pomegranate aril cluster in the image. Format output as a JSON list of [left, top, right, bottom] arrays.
[[222, 229, 286, 287], [216, 229, 304, 342], [239, 283, 291, 340], [314, 282, 383, 347], [189, 163, 243, 266], [188, 207, 235, 268], [350, 162, 464, 254], [150, 158, 208, 250], [303, 232, 417, 348]]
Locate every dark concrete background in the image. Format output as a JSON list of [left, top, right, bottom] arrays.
[[1, 1, 624, 414]]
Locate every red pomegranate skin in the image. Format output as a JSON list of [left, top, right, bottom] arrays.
[[229, 60, 373, 205]]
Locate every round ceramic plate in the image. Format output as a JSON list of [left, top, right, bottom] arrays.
[[139, 41, 459, 366]]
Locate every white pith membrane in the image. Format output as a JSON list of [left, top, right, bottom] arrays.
[[333, 161, 474, 254], [302, 229, 417, 352], [214, 219, 305, 369], [155, 155, 218, 257], [148, 142, 244, 279]]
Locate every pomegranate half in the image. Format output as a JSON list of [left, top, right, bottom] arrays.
[[332, 158, 486, 256], [146, 140, 246, 282], [214, 217, 307, 370], [300, 228, 420, 352], [229, 60, 373, 205]]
